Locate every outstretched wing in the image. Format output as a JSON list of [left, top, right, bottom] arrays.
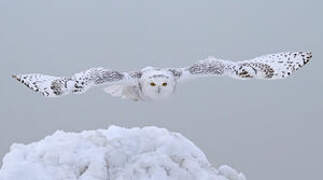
[[12, 67, 141, 97], [170, 51, 312, 81]]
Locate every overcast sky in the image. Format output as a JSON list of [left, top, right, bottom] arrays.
[[0, 1, 322, 180]]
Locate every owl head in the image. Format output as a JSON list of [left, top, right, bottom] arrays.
[[140, 69, 176, 100]]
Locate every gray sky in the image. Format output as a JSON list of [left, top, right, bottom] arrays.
[[0, 0, 322, 180]]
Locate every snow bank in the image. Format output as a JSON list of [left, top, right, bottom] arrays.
[[0, 126, 246, 180]]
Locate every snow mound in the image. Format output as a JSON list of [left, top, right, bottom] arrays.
[[0, 126, 246, 180]]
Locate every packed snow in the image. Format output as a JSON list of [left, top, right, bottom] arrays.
[[0, 126, 246, 180]]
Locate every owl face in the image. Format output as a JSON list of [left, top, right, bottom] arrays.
[[140, 70, 176, 100]]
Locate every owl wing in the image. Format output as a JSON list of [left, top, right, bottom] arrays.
[[12, 67, 142, 97], [169, 51, 312, 81]]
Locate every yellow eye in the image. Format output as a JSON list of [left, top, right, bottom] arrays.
[[162, 82, 168, 86], [150, 82, 156, 86]]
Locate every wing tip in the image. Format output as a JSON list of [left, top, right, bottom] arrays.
[[282, 51, 312, 79], [12, 73, 52, 97], [12, 74, 18, 80], [12, 74, 23, 82], [301, 51, 312, 65], [287, 51, 312, 65]]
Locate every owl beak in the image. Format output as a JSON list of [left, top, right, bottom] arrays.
[[157, 86, 161, 94]]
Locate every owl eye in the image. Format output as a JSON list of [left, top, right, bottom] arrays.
[[150, 82, 156, 86], [162, 82, 168, 86]]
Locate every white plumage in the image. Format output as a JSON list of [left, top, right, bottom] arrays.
[[13, 51, 312, 101]]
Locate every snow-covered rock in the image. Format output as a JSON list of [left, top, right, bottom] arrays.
[[0, 126, 246, 180]]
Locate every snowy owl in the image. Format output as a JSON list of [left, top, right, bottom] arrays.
[[13, 51, 312, 101]]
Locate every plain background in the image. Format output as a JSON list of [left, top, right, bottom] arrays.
[[0, 0, 322, 179]]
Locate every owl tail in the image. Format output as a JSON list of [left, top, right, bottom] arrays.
[[104, 85, 142, 101]]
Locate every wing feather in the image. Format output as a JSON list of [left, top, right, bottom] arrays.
[[12, 67, 139, 97], [175, 51, 312, 81]]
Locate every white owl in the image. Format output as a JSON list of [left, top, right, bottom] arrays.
[[13, 51, 312, 101]]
